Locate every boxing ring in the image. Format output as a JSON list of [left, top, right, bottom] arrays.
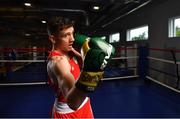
[[0, 46, 180, 118]]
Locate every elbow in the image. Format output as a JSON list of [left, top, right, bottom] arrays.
[[66, 87, 86, 110], [68, 102, 80, 111], [67, 97, 83, 111], [66, 96, 80, 110]]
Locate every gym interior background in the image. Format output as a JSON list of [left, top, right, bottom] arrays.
[[0, 0, 180, 118]]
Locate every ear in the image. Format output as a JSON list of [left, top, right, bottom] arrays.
[[49, 35, 56, 44]]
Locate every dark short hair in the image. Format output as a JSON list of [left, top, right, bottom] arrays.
[[47, 16, 74, 35]]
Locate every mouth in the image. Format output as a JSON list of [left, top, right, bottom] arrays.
[[68, 42, 74, 49], [68, 44, 73, 48], [69, 43, 73, 47]]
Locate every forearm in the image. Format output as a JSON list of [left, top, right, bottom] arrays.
[[66, 86, 87, 110], [71, 47, 82, 58], [61, 74, 87, 110]]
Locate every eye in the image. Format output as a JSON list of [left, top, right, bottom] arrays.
[[64, 34, 68, 38], [60, 33, 68, 38]]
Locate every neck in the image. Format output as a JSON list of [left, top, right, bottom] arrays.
[[53, 48, 70, 59]]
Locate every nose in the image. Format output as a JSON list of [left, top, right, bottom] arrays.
[[70, 33, 75, 42]]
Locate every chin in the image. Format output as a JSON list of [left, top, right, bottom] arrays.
[[66, 49, 71, 53], [68, 47, 73, 51]]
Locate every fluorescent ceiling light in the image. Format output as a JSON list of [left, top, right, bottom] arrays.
[[41, 20, 46, 24], [24, 3, 31, 7], [93, 6, 100, 10], [25, 33, 31, 36]]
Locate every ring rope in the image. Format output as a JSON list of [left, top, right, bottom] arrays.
[[102, 75, 139, 80], [146, 76, 180, 93], [0, 75, 139, 86], [149, 66, 177, 78], [112, 56, 138, 60], [0, 82, 47, 86], [148, 56, 180, 65], [0, 60, 45, 63]]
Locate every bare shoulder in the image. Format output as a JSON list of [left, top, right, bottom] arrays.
[[49, 55, 71, 78], [50, 55, 63, 61]]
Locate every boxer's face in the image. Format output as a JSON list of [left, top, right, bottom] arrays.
[[54, 26, 75, 52]]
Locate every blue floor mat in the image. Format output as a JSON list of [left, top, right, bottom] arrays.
[[90, 79, 180, 118], [1, 63, 180, 118], [0, 85, 55, 118], [0, 79, 180, 118]]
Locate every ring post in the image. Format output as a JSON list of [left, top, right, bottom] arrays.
[[138, 45, 149, 82]]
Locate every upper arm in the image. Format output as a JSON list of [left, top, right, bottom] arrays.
[[50, 55, 86, 110], [53, 56, 75, 97]]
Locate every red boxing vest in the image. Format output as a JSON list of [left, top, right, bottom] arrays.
[[48, 51, 94, 118]]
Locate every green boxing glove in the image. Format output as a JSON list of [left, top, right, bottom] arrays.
[[75, 33, 115, 71], [75, 33, 115, 92]]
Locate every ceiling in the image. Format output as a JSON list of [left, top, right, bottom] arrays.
[[0, 0, 164, 38]]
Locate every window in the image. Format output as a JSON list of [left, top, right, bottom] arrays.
[[109, 33, 120, 43], [169, 16, 180, 37], [127, 25, 148, 41]]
